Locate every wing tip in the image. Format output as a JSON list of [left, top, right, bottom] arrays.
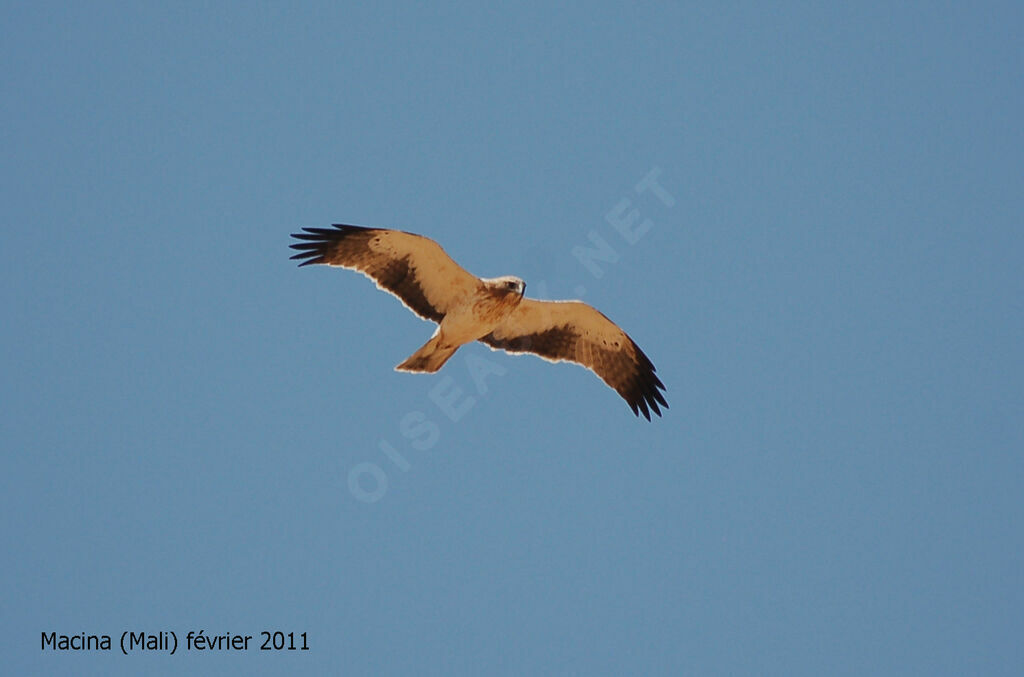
[[289, 224, 380, 266], [624, 361, 668, 422]]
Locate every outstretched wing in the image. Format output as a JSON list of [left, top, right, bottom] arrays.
[[289, 224, 480, 323], [479, 299, 668, 420]]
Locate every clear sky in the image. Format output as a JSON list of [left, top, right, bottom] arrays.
[[3, 2, 1022, 675]]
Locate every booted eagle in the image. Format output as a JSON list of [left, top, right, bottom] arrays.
[[290, 225, 667, 420]]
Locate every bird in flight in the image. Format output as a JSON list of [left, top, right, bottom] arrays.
[[289, 225, 667, 420]]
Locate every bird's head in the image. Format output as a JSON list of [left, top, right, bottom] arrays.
[[485, 275, 527, 299]]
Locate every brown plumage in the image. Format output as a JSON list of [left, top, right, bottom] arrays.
[[290, 224, 667, 419]]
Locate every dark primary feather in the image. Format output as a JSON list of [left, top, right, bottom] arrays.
[[288, 224, 377, 267]]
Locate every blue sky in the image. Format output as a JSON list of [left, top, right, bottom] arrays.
[[3, 2, 1022, 675]]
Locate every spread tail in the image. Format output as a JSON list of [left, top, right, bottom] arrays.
[[395, 335, 458, 373]]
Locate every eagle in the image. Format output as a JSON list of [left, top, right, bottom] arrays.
[[289, 225, 667, 420]]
